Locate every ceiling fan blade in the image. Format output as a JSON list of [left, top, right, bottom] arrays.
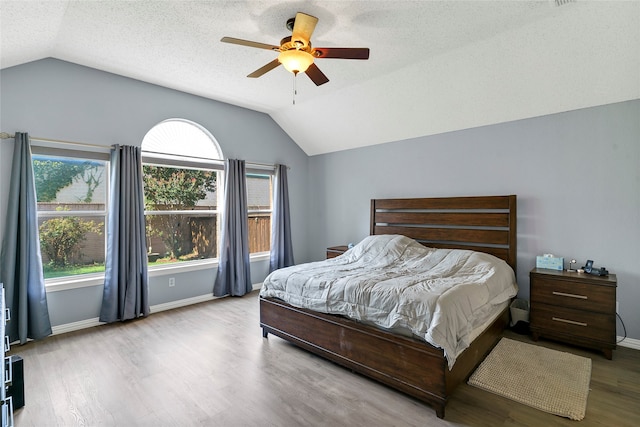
[[314, 47, 370, 60], [292, 12, 318, 46], [221, 36, 279, 51], [305, 63, 329, 86], [247, 59, 282, 78]]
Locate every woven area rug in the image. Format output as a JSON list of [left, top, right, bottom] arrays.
[[468, 337, 592, 420]]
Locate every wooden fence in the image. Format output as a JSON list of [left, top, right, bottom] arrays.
[[147, 214, 269, 259], [38, 202, 271, 265], [39, 213, 271, 266], [248, 214, 271, 253]]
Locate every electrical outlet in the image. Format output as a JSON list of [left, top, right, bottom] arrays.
[[169, 277, 175, 287]]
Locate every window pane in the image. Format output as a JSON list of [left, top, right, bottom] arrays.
[[33, 155, 106, 209], [38, 215, 106, 279], [143, 164, 219, 264], [143, 165, 217, 209], [246, 174, 272, 254], [146, 213, 217, 264], [142, 119, 221, 160]]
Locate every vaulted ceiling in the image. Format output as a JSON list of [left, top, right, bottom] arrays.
[[1, 1, 639, 155]]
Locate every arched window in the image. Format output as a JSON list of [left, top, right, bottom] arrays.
[[141, 119, 224, 266], [142, 118, 222, 161]]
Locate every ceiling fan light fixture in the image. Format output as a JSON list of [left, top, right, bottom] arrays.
[[222, 12, 369, 86], [278, 49, 314, 74]]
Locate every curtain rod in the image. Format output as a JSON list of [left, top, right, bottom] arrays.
[[0, 132, 113, 150], [141, 149, 279, 170], [1, 132, 284, 170]]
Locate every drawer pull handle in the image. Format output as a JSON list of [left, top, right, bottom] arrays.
[[6, 395, 14, 427], [552, 291, 588, 299], [4, 356, 12, 386], [552, 317, 587, 327]]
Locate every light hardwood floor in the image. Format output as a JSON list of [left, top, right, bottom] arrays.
[[9, 291, 640, 426]]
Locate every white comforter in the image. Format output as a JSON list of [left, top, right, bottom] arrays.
[[260, 234, 517, 368]]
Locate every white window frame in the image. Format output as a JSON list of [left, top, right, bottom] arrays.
[[140, 161, 276, 270], [246, 172, 274, 256], [31, 142, 111, 292], [141, 158, 223, 272], [141, 119, 226, 274], [28, 125, 276, 291], [141, 119, 275, 274]]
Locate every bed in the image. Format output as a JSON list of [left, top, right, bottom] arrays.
[[259, 195, 517, 418]]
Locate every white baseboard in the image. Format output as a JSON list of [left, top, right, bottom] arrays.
[[617, 336, 640, 350], [51, 317, 104, 335], [51, 283, 263, 336], [149, 293, 218, 314], [50, 287, 640, 352]]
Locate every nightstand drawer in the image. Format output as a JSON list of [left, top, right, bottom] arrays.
[[530, 276, 615, 314], [532, 304, 615, 344]]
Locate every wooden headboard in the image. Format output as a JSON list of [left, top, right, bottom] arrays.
[[370, 195, 517, 273]]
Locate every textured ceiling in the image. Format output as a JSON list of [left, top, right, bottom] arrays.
[[1, 1, 639, 155]]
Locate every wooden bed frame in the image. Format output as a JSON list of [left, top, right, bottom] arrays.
[[260, 195, 517, 418]]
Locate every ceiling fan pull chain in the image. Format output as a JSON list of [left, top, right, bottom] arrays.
[[292, 72, 297, 105]]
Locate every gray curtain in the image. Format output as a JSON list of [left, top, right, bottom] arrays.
[[214, 159, 252, 296], [99, 145, 149, 322], [0, 132, 52, 343], [269, 164, 294, 272]]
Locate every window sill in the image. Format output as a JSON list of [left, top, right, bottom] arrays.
[[45, 252, 271, 292], [45, 273, 106, 292], [147, 257, 219, 276]]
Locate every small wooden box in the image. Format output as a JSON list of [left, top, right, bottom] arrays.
[[326, 245, 349, 259]]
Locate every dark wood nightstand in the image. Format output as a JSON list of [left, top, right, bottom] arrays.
[[326, 245, 349, 259], [529, 268, 617, 359]]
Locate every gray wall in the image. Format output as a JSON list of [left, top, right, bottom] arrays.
[[1, 58, 638, 343], [308, 100, 640, 341], [0, 58, 310, 326]]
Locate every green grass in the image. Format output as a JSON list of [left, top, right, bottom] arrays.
[[43, 255, 207, 280], [43, 263, 106, 280], [147, 253, 208, 267]]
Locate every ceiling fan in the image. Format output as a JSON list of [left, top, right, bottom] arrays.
[[221, 12, 370, 86]]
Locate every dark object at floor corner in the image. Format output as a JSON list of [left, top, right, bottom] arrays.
[[7, 355, 25, 409], [510, 321, 530, 335]]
